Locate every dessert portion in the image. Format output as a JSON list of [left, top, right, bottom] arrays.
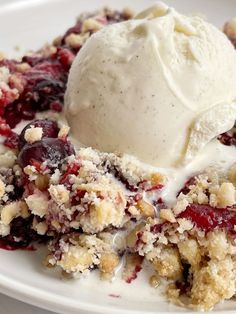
[[1, 3, 236, 312], [65, 2, 236, 167]]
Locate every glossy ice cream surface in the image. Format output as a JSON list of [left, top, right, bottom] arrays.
[[65, 3, 236, 167]]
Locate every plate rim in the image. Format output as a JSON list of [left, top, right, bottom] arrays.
[[0, 260, 235, 314], [0, 271, 183, 314]]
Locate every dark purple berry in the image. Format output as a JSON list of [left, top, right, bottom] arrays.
[[18, 138, 75, 170], [18, 119, 59, 149]]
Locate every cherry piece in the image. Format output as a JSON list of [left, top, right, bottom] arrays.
[[18, 119, 59, 149], [178, 204, 236, 233], [18, 138, 75, 170]]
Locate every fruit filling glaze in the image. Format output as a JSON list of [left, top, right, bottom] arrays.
[[1, 6, 236, 312]]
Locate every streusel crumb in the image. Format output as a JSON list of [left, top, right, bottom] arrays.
[[24, 126, 43, 144]]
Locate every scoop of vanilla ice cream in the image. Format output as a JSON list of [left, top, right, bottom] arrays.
[[65, 3, 236, 167]]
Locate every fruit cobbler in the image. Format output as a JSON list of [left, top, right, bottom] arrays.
[[1, 6, 236, 312]]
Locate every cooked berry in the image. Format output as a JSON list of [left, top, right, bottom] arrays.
[[22, 55, 48, 67], [151, 204, 236, 235], [177, 176, 197, 196], [3, 58, 68, 128], [4, 132, 19, 149], [56, 47, 75, 70], [178, 204, 236, 233], [0, 59, 19, 72], [18, 119, 59, 149], [0, 117, 13, 137], [109, 165, 138, 192], [18, 138, 75, 169], [25, 74, 65, 112], [218, 131, 236, 146], [0, 216, 47, 249]]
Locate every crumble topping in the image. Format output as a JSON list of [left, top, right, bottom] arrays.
[[224, 18, 236, 46], [217, 182, 236, 207], [33, 221, 48, 235], [0, 178, 5, 199], [0, 150, 16, 168], [58, 125, 70, 139], [24, 126, 43, 144], [0, 67, 10, 83], [25, 191, 49, 218], [1, 201, 29, 225], [160, 208, 176, 223], [122, 166, 236, 310], [47, 232, 120, 278], [48, 184, 70, 205]]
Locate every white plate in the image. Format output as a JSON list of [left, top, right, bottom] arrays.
[[1, 0, 236, 313]]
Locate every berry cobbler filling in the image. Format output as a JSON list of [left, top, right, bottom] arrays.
[[1, 7, 236, 312]]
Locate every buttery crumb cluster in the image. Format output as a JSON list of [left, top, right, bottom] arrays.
[[128, 167, 236, 310], [1, 7, 236, 312]]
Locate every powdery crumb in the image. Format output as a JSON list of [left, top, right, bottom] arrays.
[[99, 252, 120, 280], [0, 179, 5, 199], [122, 7, 135, 18], [224, 18, 236, 39], [151, 247, 182, 280], [136, 199, 155, 218], [0, 151, 17, 168], [24, 165, 38, 180], [173, 198, 189, 215], [0, 52, 5, 61], [217, 182, 236, 207], [25, 191, 48, 217], [1, 201, 29, 225], [0, 66, 10, 83], [15, 62, 31, 73], [0, 222, 10, 237], [47, 234, 114, 276], [57, 245, 94, 274], [34, 221, 48, 235], [205, 231, 230, 260], [49, 184, 70, 205], [160, 208, 176, 223], [149, 274, 160, 288], [122, 253, 143, 283], [176, 218, 193, 233], [177, 238, 201, 266], [191, 257, 236, 311], [65, 33, 90, 48], [58, 125, 70, 139], [24, 126, 43, 144], [82, 18, 104, 33]]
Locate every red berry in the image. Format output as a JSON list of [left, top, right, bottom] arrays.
[[218, 132, 236, 147], [56, 48, 75, 70], [178, 204, 236, 233], [4, 132, 19, 149]]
